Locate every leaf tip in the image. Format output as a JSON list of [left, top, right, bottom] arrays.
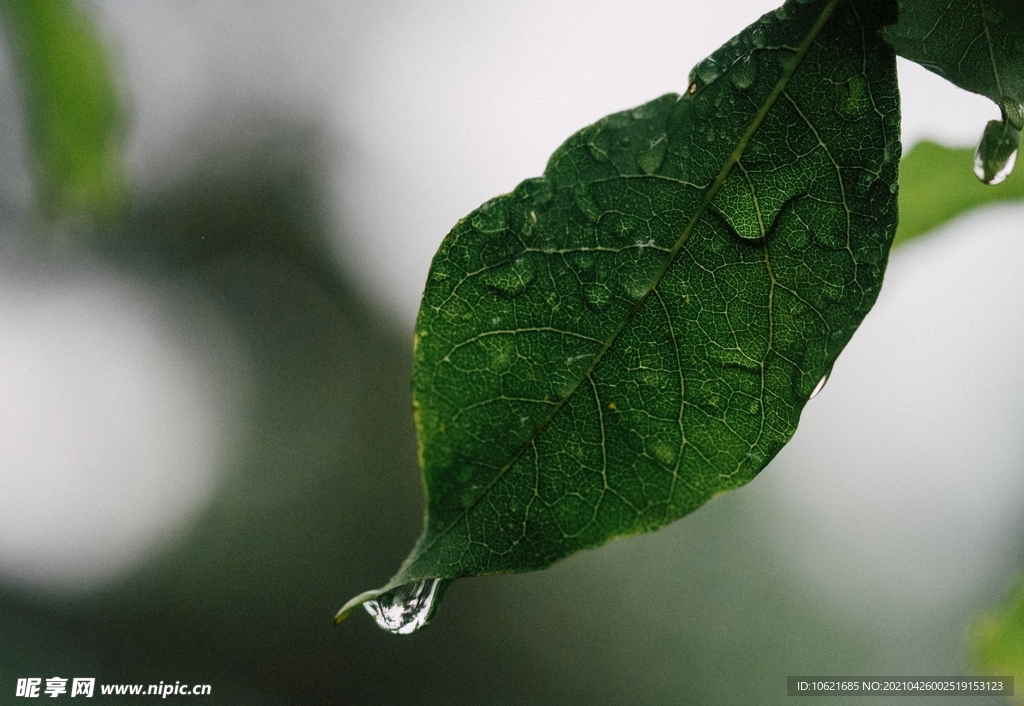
[[333, 589, 381, 626]]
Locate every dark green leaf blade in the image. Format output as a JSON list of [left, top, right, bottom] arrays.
[[883, 0, 1024, 129], [340, 0, 900, 624], [1, 0, 125, 219], [894, 140, 1024, 248]]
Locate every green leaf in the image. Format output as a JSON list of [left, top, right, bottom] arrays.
[[972, 577, 1024, 701], [339, 0, 900, 628], [894, 140, 1024, 248], [1, 0, 124, 219], [882, 0, 1024, 140]]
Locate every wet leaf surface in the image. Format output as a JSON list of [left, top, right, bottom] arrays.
[[347, 0, 902, 619], [884, 0, 1024, 130]]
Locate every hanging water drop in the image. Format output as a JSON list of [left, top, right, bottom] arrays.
[[808, 373, 829, 400], [974, 119, 1021, 185], [363, 579, 447, 635]]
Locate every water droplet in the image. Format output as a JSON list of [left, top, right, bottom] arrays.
[[820, 281, 842, 302], [621, 251, 661, 299], [471, 198, 508, 232], [484, 256, 535, 298], [808, 374, 829, 400], [636, 135, 667, 175], [856, 169, 875, 196], [569, 250, 596, 271], [856, 238, 884, 265], [583, 282, 611, 309], [750, 26, 767, 49], [363, 579, 446, 635], [974, 119, 1021, 185], [631, 103, 657, 121], [582, 123, 611, 164], [838, 75, 869, 118], [650, 439, 678, 467], [882, 140, 898, 164], [571, 184, 602, 222], [518, 209, 537, 238], [728, 54, 756, 90], [587, 141, 609, 163], [709, 345, 760, 371], [515, 177, 553, 206], [693, 57, 722, 85], [688, 82, 697, 96], [460, 484, 485, 508]]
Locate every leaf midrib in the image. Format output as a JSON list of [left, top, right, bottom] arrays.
[[979, 0, 1004, 100], [402, 0, 844, 585]]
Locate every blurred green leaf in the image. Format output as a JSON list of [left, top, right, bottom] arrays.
[[972, 577, 1024, 703], [894, 140, 1024, 248], [1, 0, 124, 219], [884, 0, 1024, 130], [341, 0, 901, 627]]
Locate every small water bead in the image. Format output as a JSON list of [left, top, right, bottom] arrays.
[[484, 257, 535, 298], [630, 103, 658, 121], [460, 484, 485, 508], [621, 253, 662, 300], [571, 184, 602, 222], [471, 198, 508, 232], [569, 250, 596, 271], [750, 26, 767, 49], [838, 75, 869, 118], [636, 135, 667, 175], [974, 119, 1020, 185], [856, 169, 875, 197], [363, 579, 446, 635], [515, 177, 553, 206], [692, 57, 723, 86], [583, 282, 612, 309], [728, 54, 757, 90], [519, 209, 537, 238], [808, 373, 829, 400], [587, 140, 610, 163]]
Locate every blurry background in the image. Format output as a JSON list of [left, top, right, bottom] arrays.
[[0, 0, 1022, 703]]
